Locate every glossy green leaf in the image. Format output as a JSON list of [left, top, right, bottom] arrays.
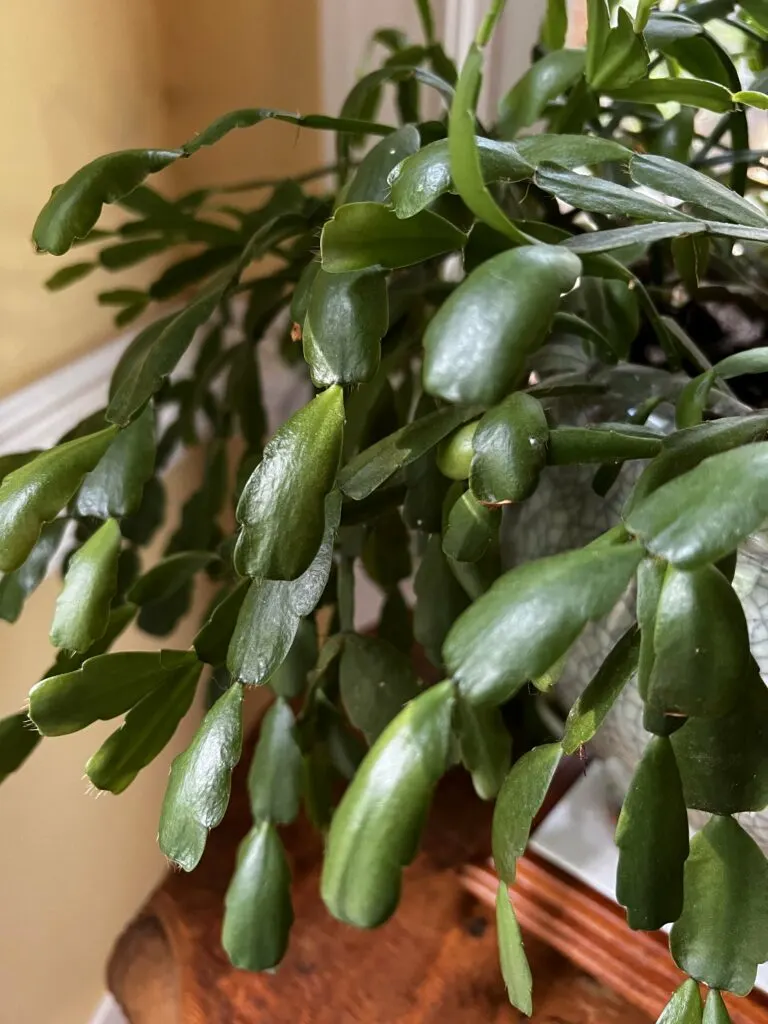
[[321, 202, 467, 273], [564, 222, 707, 254], [548, 425, 663, 465], [456, 698, 511, 800], [445, 542, 643, 706], [182, 107, 395, 156], [222, 821, 293, 971], [388, 134, 629, 219], [562, 626, 639, 754], [656, 981, 703, 1024], [339, 634, 420, 745], [625, 416, 768, 514], [247, 698, 303, 824], [492, 743, 563, 883], [339, 405, 478, 501], [270, 618, 317, 699], [629, 155, 768, 228], [498, 49, 586, 137], [469, 392, 550, 504], [713, 348, 768, 379], [193, 579, 249, 667], [29, 649, 198, 737], [158, 682, 244, 871], [449, 43, 527, 244], [537, 166, 696, 224], [33, 149, 181, 255], [703, 991, 732, 1024], [414, 535, 470, 668], [670, 816, 768, 996], [0, 714, 41, 785], [443, 490, 501, 563], [615, 736, 689, 931], [321, 680, 455, 928], [0, 426, 117, 573], [228, 492, 340, 685], [99, 237, 170, 271], [235, 387, 344, 580], [496, 883, 533, 1016], [45, 262, 96, 291], [86, 657, 200, 793], [647, 564, 749, 718], [50, 519, 121, 652], [75, 404, 156, 519], [606, 78, 733, 112], [128, 552, 214, 608], [107, 289, 222, 426], [290, 259, 321, 325], [586, 0, 648, 88], [45, 602, 136, 678], [302, 270, 388, 386], [362, 508, 411, 587], [626, 442, 768, 569], [345, 123, 421, 204], [0, 520, 67, 624], [423, 245, 582, 406], [672, 657, 768, 814], [734, 90, 768, 110]]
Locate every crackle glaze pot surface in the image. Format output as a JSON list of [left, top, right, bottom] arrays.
[[503, 456, 768, 852]]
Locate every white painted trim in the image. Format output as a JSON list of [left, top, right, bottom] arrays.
[[88, 994, 127, 1024]]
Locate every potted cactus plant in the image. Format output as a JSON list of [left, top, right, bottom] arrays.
[[2, 0, 768, 1019]]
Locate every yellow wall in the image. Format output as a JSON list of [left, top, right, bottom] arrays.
[[0, 0, 320, 395]]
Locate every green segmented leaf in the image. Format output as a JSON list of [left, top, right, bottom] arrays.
[[388, 134, 629, 219], [86, 657, 201, 793], [339, 405, 479, 501], [656, 981, 703, 1024], [50, 519, 121, 652], [414, 534, 471, 669], [303, 270, 388, 386], [606, 77, 733, 112], [646, 564, 749, 718], [670, 816, 768, 996], [235, 386, 344, 580], [672, 656, 768, 814], [564, 222, 707, 254], [269, 617, 318, 699], [625, 442, 768, 569], [0, 714, 42, 785], [33, 149, 182, 255], [106, 288, 223, 426], [158, 682, 244, 871], [456, 698, 511, 800], [193, 579, 250, 667], [28, 649, 198, 737], [0, 520, 67, 624], [492, 744, 563, 884], [562, 626, 639, 754], [45, 602, 137, 677], [321, 681, 455, 928], [445, 543, 643, 707], [339, 634, 420, 745], [222, 821, 293, 971], [537, 166, 696, 224], [496, 882, 533, 1015], [99, 237, 171, 271], [423, 245, 582, 406], [75, 404, 156, 519], [629, 154, 768, 228], [321, 202, 468, 273], [0, 427, 118, 572], [469, 392, 550, 504], [128, 552, 215, 608], [587, 0, 648, 89], [443, 490, 501, 563], [615, 736, 689, 931], [228, 492, 340, 685], [498, 50, 586, 137], [45, 262, 96, 291], [247, 698, 303, 824]]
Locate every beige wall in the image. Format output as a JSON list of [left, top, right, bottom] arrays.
[[0, 3, 319, 1022], [0, 0, 320, 396]]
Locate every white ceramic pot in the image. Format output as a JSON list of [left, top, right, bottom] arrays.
[[502, 440, 768, 852]]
